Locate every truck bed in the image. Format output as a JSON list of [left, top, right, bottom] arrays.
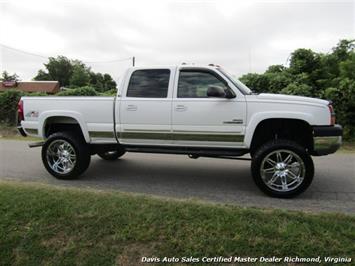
[[21, 96, 115, 142]]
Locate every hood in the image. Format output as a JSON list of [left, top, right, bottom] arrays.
[[250, 93, 329, 106]]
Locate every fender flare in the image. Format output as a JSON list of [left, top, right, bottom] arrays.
[[38, 111, 90, 142], [245, 111, 314, 147]]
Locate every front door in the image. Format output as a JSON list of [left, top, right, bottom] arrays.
[[172, 68, 246, 147]]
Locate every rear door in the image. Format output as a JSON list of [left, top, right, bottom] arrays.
[[171, 67, 247, 147], [118, 67, 175, 145]]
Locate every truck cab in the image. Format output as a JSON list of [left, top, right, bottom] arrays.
[[115, 65, 247, 148]]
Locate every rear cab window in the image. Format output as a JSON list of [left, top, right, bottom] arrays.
[[126, 69, 171, 98]]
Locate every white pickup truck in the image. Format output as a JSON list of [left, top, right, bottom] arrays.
[[17, 65, 342, 198]]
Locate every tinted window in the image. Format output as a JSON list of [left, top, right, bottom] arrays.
[[177, 71, 227, 98], [127, 69, 170, 98]]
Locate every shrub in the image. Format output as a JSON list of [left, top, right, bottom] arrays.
[[100, 88, 117, 96], [27, 92, 48, 96], [280, 83, 313, 97], [0, 87, 100, 126], [56, 86, 98, 96], [0, 90, 49, 126], [0, 90, 24, 125]]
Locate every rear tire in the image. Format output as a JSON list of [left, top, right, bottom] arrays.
[[251, 139, 314, 198], [97, 148, 126, 161], [41, 131, 91, 179]]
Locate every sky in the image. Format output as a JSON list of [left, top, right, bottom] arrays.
[[0, 0, 354, 82]]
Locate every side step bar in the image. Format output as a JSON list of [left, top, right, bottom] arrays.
[[189, 154, 252, 161], [124, 145, 249, 157], [28, 141, 45, 148]]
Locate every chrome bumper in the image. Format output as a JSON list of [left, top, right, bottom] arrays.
[[312, 125, 342, 156]]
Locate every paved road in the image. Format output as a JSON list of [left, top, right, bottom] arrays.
[[1, 140, 354, 214]]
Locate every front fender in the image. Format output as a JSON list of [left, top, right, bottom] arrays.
[[244, 111, 314, 147]]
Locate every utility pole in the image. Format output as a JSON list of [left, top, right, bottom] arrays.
[[132, 56, 135, 67], [248, 47, 252, 73]]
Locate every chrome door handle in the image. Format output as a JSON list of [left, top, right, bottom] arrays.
[[126, 104, 137, 111], [175, 105, 187, 111]]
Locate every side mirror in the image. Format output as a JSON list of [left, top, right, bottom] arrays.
[[224, 88, 236, 99], [207, 86, 226, 98], [207, 85, 235, 99]]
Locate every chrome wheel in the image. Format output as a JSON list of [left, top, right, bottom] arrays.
[[46, 140, 76, 174], [260, 149, 305, 192]]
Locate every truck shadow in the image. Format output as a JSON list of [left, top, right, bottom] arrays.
[[81, 153, 263, 200], [68, 153, 354, 207]]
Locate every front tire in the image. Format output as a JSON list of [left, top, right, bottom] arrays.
[[251, 139, 314, 198], [41, 131, 91, 179]]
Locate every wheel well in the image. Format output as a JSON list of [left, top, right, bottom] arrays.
[[250, 119, 313, 154], [43, 116, 84, 139]]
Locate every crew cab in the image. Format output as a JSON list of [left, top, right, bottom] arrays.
[[17, 65, 342, 198]]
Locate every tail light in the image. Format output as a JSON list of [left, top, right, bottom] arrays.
[[17, 99, 24, 124], [328, 103, 336, 125]]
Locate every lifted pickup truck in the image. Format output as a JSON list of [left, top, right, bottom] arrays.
[[17, 65, 342, 198]]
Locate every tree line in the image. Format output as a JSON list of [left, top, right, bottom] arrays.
[[239, 39, 355, 140], [1, 39, 354, 139], [1, 56, 117, 92], [33, 56, 117, 91]]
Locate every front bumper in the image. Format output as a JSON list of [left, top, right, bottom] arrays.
[[312, 125, 342, 156]]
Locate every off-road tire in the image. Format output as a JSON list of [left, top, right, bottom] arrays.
[[41, 131, 91, 179], [251, 139, 314, 198]]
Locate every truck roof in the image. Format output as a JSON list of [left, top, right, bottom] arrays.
[[127, 64, 221, 71]]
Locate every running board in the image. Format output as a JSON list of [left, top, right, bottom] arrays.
[[28, 141, 45, 148], [124, 145, 249, 157], [190, 155, 252, 161]]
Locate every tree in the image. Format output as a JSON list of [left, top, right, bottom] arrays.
[[102, 73, 117, 91], [238, 39, 355, 140], [288, 48, 321, 75], [89, 72, 104, 91], [33, 70, 51, 81], [332, 39, 355, 62], [34, 56, 73, 87], [280, 83, 313, 97], [324, 79, 355, 139], [69, 64, 90, 87], [33, 56, 117, 91], [0, 71, 19, 82], [239, 73, 270, 93], [265, 65, 286, 74], [266, 72, 292, 93], [89, 72, 117, 92], [339, 53, 355, 80]]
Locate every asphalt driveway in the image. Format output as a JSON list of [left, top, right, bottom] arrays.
[[1, 139, 354, 214]]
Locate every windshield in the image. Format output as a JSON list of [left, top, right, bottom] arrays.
[[217, 68, 252, 95]]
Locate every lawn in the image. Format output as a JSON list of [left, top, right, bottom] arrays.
[[0, 181, 354, 265], [340, 141, 355, 153]]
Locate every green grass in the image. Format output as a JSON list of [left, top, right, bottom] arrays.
[[0, 135, 41, 141], [0, 125, 41, 141], [0, 125, 18, 137], [340, 142, 355, 153], [0, 182, 354, 265]]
